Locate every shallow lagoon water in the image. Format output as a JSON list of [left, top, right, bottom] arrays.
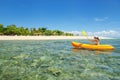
[[0, 39, 120, 80]]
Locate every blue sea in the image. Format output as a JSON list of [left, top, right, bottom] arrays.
[[0, 39, 120, 80]]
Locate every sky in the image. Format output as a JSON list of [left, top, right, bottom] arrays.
[[0, 0, 120, 37]]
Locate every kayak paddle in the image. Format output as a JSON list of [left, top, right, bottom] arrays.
[[82, 30, 91, 43]]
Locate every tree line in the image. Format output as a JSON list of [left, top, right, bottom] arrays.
[[0, 24, 73, 36]]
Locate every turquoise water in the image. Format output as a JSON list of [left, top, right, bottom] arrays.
[[0, 39, 120, 80]]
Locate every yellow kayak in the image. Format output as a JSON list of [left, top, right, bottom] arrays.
[[72, 41, 114, 50]]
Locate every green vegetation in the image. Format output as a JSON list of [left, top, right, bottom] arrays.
[[0, 23, 73, 36]]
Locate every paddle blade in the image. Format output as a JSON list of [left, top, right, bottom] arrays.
[[82, 30, 87, 36]]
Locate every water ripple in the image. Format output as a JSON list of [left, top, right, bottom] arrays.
[[0, 40, 120, 80]]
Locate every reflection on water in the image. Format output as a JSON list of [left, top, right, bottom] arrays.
[[72, 48, 114, 55]]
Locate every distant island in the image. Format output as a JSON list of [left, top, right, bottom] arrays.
[[0, 24, 73, 36]]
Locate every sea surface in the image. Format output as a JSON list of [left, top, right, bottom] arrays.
[[0, 39, 120, 80]]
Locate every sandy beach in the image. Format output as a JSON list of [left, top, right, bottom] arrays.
[[0, 36, 113, 40]]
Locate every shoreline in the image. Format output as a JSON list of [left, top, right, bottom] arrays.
[[0, 36, 114, 40]]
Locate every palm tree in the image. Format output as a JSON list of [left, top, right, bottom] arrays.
[[0, 24, 4, 35], [38, 27, 47, 35]]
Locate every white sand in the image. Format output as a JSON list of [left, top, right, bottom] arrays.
[[0, 36, 113, 40]]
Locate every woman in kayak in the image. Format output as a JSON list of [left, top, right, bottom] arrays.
[[79, 37, 100, 46], [93, 37, 100, 45]]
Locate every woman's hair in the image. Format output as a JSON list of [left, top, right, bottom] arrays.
[[94, 37, 100, 41]]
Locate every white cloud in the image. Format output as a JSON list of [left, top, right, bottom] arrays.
[[94, 17, 108, 21], [89, 30, 119, 37], [67, 30, 120, 38]]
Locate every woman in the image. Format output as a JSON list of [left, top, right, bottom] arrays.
[[93, 37, 100, 45]]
